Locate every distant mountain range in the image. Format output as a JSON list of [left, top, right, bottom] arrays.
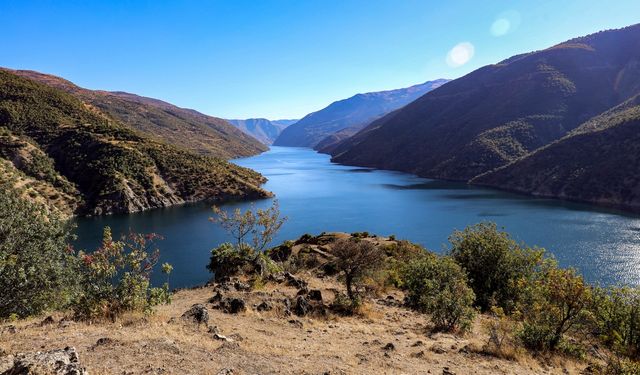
[[273, 79, 449, 149], [0, 68, 269, 216], [6, 69, 267, 159], [227, 118, 297, 145], [330, 24, 640, 212]]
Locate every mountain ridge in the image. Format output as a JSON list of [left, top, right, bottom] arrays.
[[273, 79, 449, 148], [227, 118, 297, 145], [329, 23, 640, 211]]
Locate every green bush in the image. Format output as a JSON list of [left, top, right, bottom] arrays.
[[591, 286, 640, 358], [401, 254, 476, 333], [0, 183, 78, 318], [449, 222, 545, 312], [331, 238, 385, 303], [516, 267, 592, 351], [73, 227, 171, 320]]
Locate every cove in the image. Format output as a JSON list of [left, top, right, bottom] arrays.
[[73, 147, 640, 288]]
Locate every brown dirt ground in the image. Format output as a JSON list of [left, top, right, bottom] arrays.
[[0, 271, 592, 375]]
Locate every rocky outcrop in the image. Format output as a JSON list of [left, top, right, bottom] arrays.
[[1, 347, 87, 375]]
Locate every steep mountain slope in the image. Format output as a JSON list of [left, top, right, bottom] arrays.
[[227, 118, 296, 145], [331, 24, 640, 188], [0, 69, 269, 216], [273, 79, 449, 148], [473, 94, 640, 211], [4, 69, 267, 159]]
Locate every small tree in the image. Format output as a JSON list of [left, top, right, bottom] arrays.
[[0, 182, 77, 318], [401, 254, 476, 332], [209, 200, 286, 281], [331, 238, 384, 303], [517, 266, 592, 351], [449, 222, 544, 312], [74, 227, 172, 320]]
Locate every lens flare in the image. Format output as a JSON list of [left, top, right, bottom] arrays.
[[446, 42, 475, 67], [490, 10, 522, 36]]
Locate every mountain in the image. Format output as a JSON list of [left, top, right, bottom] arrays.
[[473, 94, 640, 211], [227, 118, 297, 145], [330, 24, 640, 211], [4, 69, 267, 159], [273, 79, 449, 148], [0, 69, 269, 216]]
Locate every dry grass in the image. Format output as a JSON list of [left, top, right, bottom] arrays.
[[1, 275, 592, 375]]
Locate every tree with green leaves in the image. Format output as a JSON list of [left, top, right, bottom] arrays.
[[0, 182, 78, 318], [208, 200, 286, 281]]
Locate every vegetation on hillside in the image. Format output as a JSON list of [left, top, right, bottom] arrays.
[[330, 24, 640, 212], [0, 183, 171, 320], [6, 68, 267, 159], [0, 69, 269, 215]]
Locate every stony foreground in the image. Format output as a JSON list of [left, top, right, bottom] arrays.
[[0, 270, 589, 375]]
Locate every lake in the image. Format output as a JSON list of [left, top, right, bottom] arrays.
[[73, 146, 640, 288]]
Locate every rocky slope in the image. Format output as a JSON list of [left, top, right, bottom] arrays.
[[0, 69, 269, 216], [4, 68, 267, 159], [0, 233, 588, 374], [330, 24, 640, 211], [227, 118, 297, 145], [473, 94, 640, 211], [273, 79, 449, 148]]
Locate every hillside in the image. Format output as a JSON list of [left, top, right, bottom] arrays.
[[1, 232, 589, 375], [473, 94, 640, 211], [4, 69, 267, 159], [227, 118, 297, 145], [273, 79, 449, 148], [330, 24, 640, 210], [0, 69, 269, 216]]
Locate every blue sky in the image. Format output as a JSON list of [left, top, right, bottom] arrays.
[[1, 1, 639, 119]]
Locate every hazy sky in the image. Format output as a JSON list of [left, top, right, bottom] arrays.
[[2, 0, 639, 119]]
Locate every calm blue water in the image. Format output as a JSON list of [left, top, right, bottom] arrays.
[[73, 147, 640, 288]]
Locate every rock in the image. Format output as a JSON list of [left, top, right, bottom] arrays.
[[92, 337, 118, 350], [221, 298, 246, 314], [217, 369, 234, 375], [288, 319, 303, 328], [308, 289, 323, 302], [208, 291, 224, 303], [383, 343, 395, 351], [294, 296, 311, 317], [233, 281, 251, 292], [283, 298, 292, 316], [208, 326, 220, 335], [284, 272, 308, 289], [297, 287, 309, 296], [182, 304, 209, 325], [40, 316, 56, 326], [228, 333, 244, 342], [256, 301, 273, 312], [213, 333, 233, 342], [267, 273, 286, 283], [412, 340, 424, 347], [411, 351, 425, 358], [4, 347, 87, 374], [442, 367, 456, 375], [430, 344, 447, 354]]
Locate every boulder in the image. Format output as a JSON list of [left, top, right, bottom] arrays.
[[221, 298, 246, 314], [308, 289, 323, 302], [256, 301, 273, 312], [294, 296, 311, 317], [284, 273, 308, 289], [2, 347, 87, 375], [182, 304, 209, 325]]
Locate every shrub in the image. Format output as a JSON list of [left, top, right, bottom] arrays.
[[449, 222, 545, 312], [331, 238, 384, 303], [401, 254, 476, 333], [73, 228, 172, 320], [516, 267, 592, 351], [591, 286, 640, 358], [0, 182, 78, 318], [208, 200, 286, 281]]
